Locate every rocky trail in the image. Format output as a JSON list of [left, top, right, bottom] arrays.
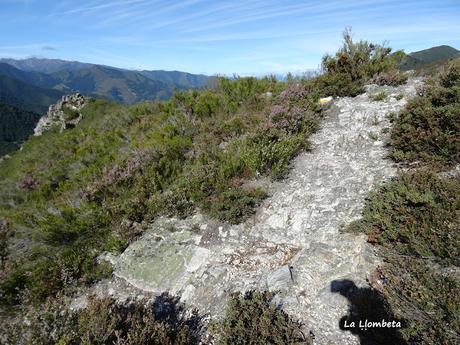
[[76, 78, 423, 344]]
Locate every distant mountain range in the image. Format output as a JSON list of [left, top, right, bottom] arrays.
[[0, 57, 93, 74], [0, 63, 64, 113], [0, 58, 213, 104], [0, 57, 214, 155], [400, 45, 460, 70]]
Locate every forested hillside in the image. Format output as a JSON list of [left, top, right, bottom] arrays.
[[0, 103, 41, 156]]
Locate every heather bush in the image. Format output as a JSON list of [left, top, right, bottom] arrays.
[[148, 187, 195, 219], [348, 172, 459, 265], [268, 83, 319, 134], [211, 290, 311, 345], [16, 172, 39, 190], [390, 59, 460, 168], [370, 91, 388, 102], [1, 246, 112, 305], [278, 83, 314, 107], [206, 187, 266, 224], [218, 75, 279, 111], [242, 129, 309, 178], [219, 116, 246, 139], [269, 104, 304, 133], [96, 149, 155, 189], [440, 58, 460, 87], [371, 70, 408, 86], [347, 171, 460, 344], [1, 294, 205, 345]]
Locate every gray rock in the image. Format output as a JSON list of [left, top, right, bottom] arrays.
[[266, 265, 293, 291], [34, 93, 88, 135]]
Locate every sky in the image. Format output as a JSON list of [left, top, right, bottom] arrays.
[[1, 0, 459, 75]]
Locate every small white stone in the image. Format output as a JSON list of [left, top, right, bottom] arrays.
[[181, 284, 196, 302], [186, 247, 210, 273]]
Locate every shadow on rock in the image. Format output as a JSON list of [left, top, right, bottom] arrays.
[[151, 292, 206, 341], [330, 279, 407, 345]]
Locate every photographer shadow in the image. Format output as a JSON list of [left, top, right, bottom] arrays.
[[330, 279, 407, 345]]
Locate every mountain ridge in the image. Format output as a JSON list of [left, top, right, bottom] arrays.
[[400, 45, 460, 70], [0, 58, 214, 104], [0, 72, 63, 114]]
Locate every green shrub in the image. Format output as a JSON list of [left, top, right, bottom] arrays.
[[206, 187, 266, 224], [319, 28, 404, 97], [313, 72, 364, 97], [367, 131, 379, 141], [220, 116, 246, 137], [349, 172, 459, 264], [217, 76, 278, 111], [62, 104, 81, 121], [377, 256, 460, 345], [390, 60, 460, 168], [0, 266, 27, 305], [347, 171, 460, 344], [242, 129, 310, 179], [211, 290, 311, 345], [440, 59, 460, 88], [371, 70, 408, 86], [193, 91, 222, 118], [370, 92, 388, 102]]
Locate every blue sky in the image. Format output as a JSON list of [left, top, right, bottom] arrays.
[[1, 0, 459, 75]]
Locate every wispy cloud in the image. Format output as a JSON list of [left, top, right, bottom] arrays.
[[55, 0, 147, 16], [2, 0, 460, 74], [178, 0, 394, 34]]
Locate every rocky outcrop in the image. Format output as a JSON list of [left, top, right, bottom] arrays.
[[77, 78, 423, 344], [34, 93, 87, 136]]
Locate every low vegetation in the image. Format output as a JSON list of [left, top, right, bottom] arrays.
[[348, 172, 460, 345], [315, 28, 406, 97], [370, 91, 388, 102], [371, 70, 408, 86], [1, 294, 205, 345], [1, 290, 311, 345], [348, 59, 460, 345], [62, 104, 81, 121], [0, 30, 408, 343], [390, 58, 460, 169], [211, 290, 311, 344]]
